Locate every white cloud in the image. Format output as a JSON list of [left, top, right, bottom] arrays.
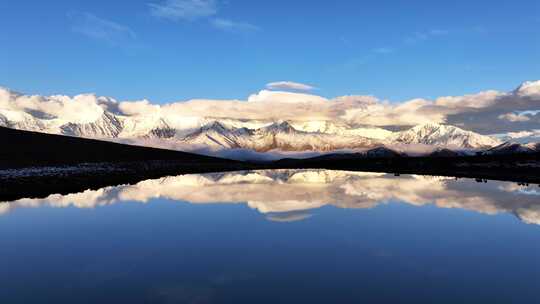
[[2, 80, 540, 134], [247, 90, 326, 103], [434, 90, 502, 109], [211, 18, 259, 32], [518, 110, 540, 116], [149, 0, 217, 21], [69, 12, 136, 44], [504, 130, 540, 139], [118, 99, 161, 116], [498, 112, 531, 122], [265, 81, 316, 92], [0, 88, 109, 124], [342, 98, 446, 126]]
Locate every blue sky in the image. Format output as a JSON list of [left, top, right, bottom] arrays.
[[1, 0, 539, 103]]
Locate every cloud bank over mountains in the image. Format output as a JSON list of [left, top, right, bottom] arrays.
[[1, 80, 539, 136]]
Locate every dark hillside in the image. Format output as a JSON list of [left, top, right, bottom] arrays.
[[0, 126, 235, 168], [0, 127, 257, 200]]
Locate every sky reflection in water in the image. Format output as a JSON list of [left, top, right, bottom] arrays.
[[0, 170, 539, 303]]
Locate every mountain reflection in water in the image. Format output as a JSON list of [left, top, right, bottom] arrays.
[[2, 169, 539, 225]]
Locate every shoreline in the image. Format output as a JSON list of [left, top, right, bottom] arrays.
[[0, 160, 258, 202], [1, 159, 539, 202]]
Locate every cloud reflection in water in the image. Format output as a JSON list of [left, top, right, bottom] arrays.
[[1, 170, 539, 225]]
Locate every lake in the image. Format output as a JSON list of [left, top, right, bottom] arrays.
[[1, 169, 539, 303]]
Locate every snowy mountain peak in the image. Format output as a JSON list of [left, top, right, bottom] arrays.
[[201, 121, 231, 132], [263, 121, 297, 133], [410, 123, 452, 133], [391, 123, 501, 149], [146, 118, 176, 139], [0, 109, 47, 132], [60, 111, 123, 138], [486, 141, 539, 155]]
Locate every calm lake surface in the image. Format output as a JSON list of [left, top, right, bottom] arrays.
[[1, 170, 539, 303]]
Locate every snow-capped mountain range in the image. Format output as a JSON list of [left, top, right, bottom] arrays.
[[0, 107, 503, 156], [180, 121, 378, 152], [2, 86, 537, 159]]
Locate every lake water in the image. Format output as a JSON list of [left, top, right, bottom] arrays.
[[1, 170, 539, 303]]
